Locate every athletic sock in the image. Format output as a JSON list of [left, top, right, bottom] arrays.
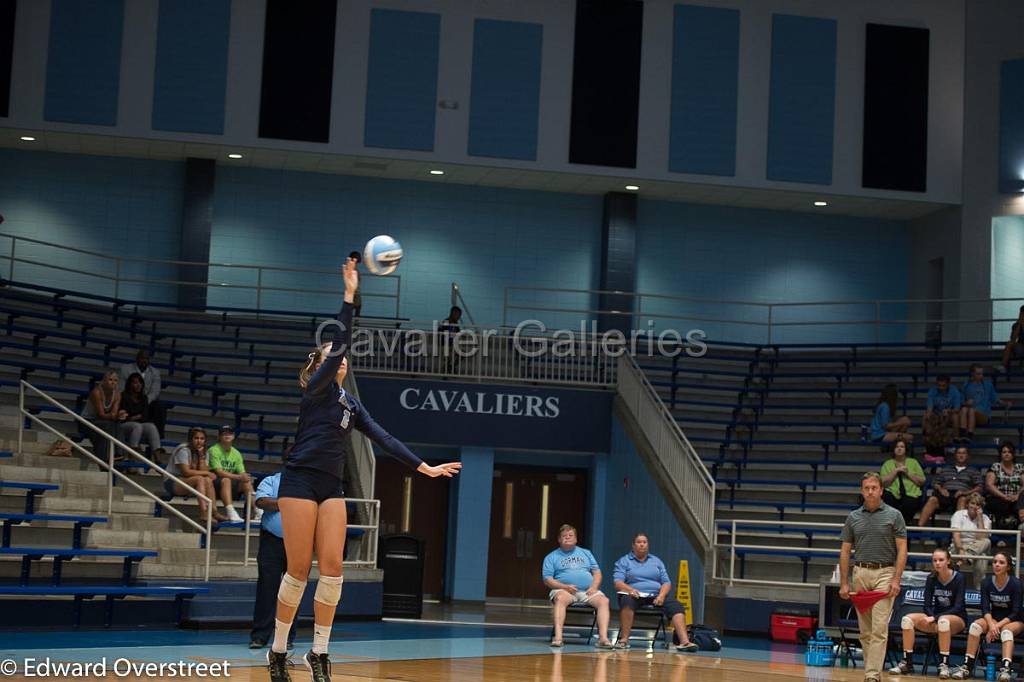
[[940, 653, 949, 666], [271, 618, 292, 654], [312, 623, 331, 655], [904, 651, 913, 664]]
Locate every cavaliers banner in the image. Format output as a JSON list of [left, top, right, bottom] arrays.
[[355, 377, 613, 452]]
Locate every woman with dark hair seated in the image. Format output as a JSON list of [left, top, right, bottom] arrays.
[[880, 438, 925, 526], [985, 441, 1024, 532], [119, 372, 161, 455]]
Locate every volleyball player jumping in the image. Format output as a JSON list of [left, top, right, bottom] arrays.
[[267, 258, 461, 682]]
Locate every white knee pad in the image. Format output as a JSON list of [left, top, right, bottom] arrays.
[[901, 616, 915, 630], [1002, 628, 1015, 643], [970, 622, 985, 637], [937, 618, 951, 633], [277, 572, 306, 608], [314, 575, 343, 606]]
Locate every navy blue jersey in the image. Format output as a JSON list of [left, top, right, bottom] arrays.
[[981, 575, 1023, 622], [923, 570, 967, 621], [287, 300, 422, 481]]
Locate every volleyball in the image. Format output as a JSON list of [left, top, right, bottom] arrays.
[[363, 235, 403, 275]]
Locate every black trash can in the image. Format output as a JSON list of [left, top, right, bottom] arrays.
[[378, 534, 424, 618]]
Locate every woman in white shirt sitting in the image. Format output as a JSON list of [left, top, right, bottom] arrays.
[[950, 493, 992, 590]]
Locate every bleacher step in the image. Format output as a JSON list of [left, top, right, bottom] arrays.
[[138, 562, 259, 580], [85, 528, 200, 550], [106, 515, 170, 532], [0, 464, 108, 486]]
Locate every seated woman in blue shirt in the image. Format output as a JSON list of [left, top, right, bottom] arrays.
[[889, 548, 967, 678], [871, 384, 914, 444], [611, 533, 697, 652]]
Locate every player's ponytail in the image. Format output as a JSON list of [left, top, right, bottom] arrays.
[[299, 344, 330, 390]]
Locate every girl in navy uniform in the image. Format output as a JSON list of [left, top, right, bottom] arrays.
[[890, 548, 967, 679], [954, 552, 1023, 681], [266, 258, 461, 682]]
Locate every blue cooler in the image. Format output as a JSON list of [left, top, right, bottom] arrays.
[[804, 629, 835, 667]]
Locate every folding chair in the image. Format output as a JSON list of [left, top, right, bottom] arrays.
[[622, 604, 672, 651], [552, 602, 596, 644]]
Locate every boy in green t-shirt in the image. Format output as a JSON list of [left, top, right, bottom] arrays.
[[208, 426, 255, 522]]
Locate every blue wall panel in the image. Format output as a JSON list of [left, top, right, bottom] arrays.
[[999, 59, 1024, 194], [636, 200, 909, 344], [766, 14, 837, 185], [44, 0, 124, 125], [467, 19, 542, 161], [364, 9, 440, 151], [0, 149, 183, 303], [209, 168, 603, 325], [152, 0, 231, 134], [668, 4, 739, 177]]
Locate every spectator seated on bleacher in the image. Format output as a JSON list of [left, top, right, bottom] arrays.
[[880, 439, 925, 526], [999, 306, 1024, 373], [119, 348, 166, 438], [80, 369, 122, 460], [953, 551, 1022, 681], [166, 427, 224, 523], [871, 384, 914, 445], [985, 442, 1024, 533], [118, 372, 161, 457], [889, 548, 967, 678], [919, 445, 982, 528], [208, 426, 254, 524], [961, 364, 1011, 442], [950, 494, 992, 590], [923, 374, 961, 464]]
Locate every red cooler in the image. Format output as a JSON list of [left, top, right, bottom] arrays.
[[770, 609, 818, 643]]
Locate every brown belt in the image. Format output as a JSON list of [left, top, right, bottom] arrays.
[[854, 561, 893, 569]]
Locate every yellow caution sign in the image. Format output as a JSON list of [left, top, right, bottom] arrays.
[[675, 560, 692, 625]]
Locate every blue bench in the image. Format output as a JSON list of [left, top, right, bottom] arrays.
[[0, 451, 12, 458], [732, 547, 838, 582], [0, 512, 107, 549], [716, 499, 853, 520], [0, 584, 209, 627], [0, 481, 60, 514], [716, 478, 855, 508], [0, 547, 157, 585]]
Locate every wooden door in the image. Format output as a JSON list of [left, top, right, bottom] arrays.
[[375, 457, 450, 598], [486, 465, 588, 601]]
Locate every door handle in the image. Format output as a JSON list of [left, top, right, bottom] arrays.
[[516, 529, 525, 559], [525, 531, 534, 559]]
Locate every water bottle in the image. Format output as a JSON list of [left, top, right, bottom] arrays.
[[986, 654, 997, 681]]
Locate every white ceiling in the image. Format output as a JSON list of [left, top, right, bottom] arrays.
[[0, 130, 952, 220]]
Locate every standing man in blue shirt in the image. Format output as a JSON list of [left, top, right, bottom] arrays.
[[541, 524, 614, 648], [250, 453, 297, 650], [612, 533, 698, 651]]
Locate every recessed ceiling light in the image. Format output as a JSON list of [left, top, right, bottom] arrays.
[[429, 169, 445, 175], [813, 201, 828, 207], [625, 185, 639, 191], [19, 136, 35, 142], [227, 153, 243, 159]]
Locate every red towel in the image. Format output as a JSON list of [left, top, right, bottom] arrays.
[[849, 590, 890, 614]]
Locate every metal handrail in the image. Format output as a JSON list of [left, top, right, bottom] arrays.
[[450, 282, 476, 326], [18, 380, 214, 581], [716, 519, 1021, 589], [0, 232, 401, 316], [616, 354, 715, 546], [504, 284, 1024, 345]]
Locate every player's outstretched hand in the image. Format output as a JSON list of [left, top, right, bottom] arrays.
[[418, 462, 463, 478], [343, 257, 359, 299]]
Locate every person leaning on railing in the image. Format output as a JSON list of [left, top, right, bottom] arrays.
[[166, 427, 224, 523], [80, 368, 122, 459]]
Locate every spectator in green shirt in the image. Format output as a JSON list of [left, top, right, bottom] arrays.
[[880, 438, 925, 526], [208, 426, 255, 523]]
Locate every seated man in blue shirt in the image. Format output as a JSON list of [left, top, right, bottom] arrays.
[[250, 452, 297, 650], [541, 524, 614, 648], [612, 533, 698, 652]]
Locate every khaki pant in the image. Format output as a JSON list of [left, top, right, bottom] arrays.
[[852, 566, 896, 682], [955, 537, 992, 589]]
